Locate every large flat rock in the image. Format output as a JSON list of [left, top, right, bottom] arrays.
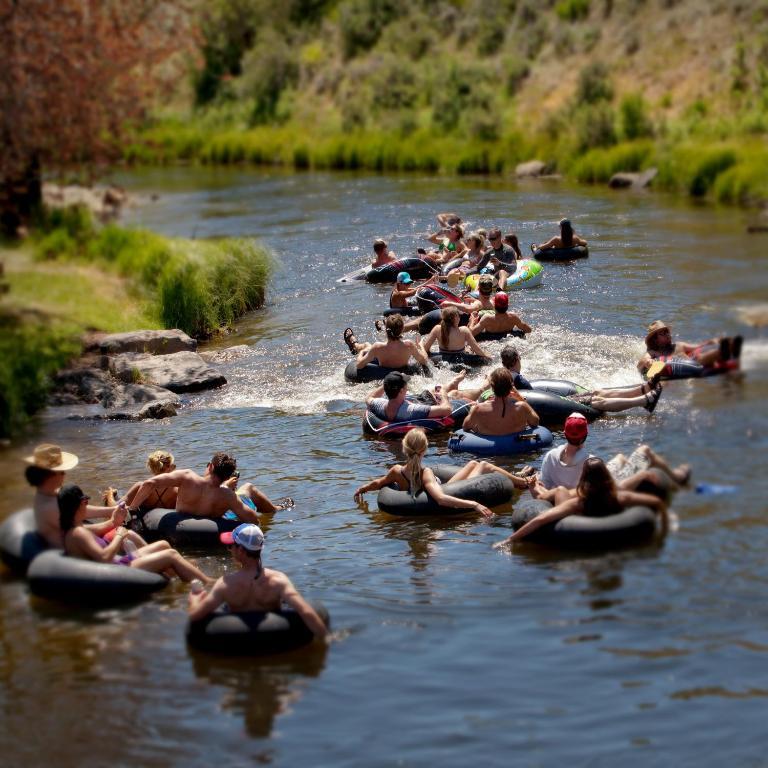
[[109, 351, 226, 393], [99, 329, 197, 356]]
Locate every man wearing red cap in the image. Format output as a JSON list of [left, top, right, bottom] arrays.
[[469, 291, 532, 339], [537, 413, 592, 493]]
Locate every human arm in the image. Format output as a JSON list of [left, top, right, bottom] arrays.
[[509, 313, 532, 334], [129, 469, 190, 512], [356, 342, 383, 368], [365, 384, 386, 407], [617, 490, 667, 513], [420, 326, 440, 355], [426, 389, 453, 417], [187, 577, 228, 622], [69, 525, 127, 563], [534, 235, 559, 251], [572, 234, 587, 246], [521, 400, 540, 427], [495, 497, 581, 546], [421, 468, 493, 519], [354, 466, 403, 501], [461, 328, 492, 358], [279, 576, 328, 638], [462, 403, 482, 433], [406, 339, 429, 365]]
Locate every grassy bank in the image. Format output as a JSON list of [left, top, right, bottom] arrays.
[[0, 209, 273, 438]]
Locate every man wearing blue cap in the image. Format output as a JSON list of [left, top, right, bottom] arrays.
[[389, 271, 419, 314], [188, 523, 328, 639]]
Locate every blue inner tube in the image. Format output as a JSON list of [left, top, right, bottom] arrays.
[[363, 398, 471, 436], [532, 245, 589, 262], [27, 549, 168, 606], [136, 508, 238, 547], [377, 464, 514, 516], [344, 359, 430, 383], [448, 426, 554, 455], [365, 256, 437, 283], [513, 500, 658, 550], [522, 391, 601, 425], [0, 508, 49, 575], [428, 351, 491, 370], [187, 603, 329, 655]]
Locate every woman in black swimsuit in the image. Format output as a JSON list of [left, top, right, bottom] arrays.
[[353, 428, 531, 516], [104, 450, 178, 511]]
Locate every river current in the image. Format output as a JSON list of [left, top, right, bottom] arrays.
[[1, 168, 767, 767]]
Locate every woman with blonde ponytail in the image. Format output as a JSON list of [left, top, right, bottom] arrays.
[[354, 428, 530, 517], [103, 449, 178, 511]]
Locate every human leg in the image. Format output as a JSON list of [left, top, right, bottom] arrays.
[[135, 540, 171, 556], [591, 385, 662, 413], [452, 459, 531, 489], [240, 482, 294, 514], [638, 445, 691, 485], [131, 549, 213, 584]]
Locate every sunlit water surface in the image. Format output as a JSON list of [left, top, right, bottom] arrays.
[[1, 169, 767, 767]]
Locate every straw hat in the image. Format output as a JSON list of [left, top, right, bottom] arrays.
[[645, 320, 670, 345], [24, 444, 79, 471]]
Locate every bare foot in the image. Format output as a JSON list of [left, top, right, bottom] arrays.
[[672, 464, 691, 486]]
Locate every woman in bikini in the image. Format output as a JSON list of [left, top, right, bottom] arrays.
[[104, 450, 178, 511], [494, 457, 668, 547], [353, 428, 531, 516], [59, 484, 213, 583], [420, 306, 493, 360]]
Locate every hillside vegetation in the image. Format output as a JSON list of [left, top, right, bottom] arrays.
[[134, 0, 768, 205]]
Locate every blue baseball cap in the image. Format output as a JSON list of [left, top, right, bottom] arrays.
[[220, 523, 264, 551], [396, 271, 413, 284]]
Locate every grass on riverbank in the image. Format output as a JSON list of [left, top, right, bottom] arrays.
[[0, 210, 273, 438]]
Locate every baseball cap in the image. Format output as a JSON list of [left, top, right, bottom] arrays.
[[564, 412, 588, 441], [383, 370, 410, 397], [396, 271, 413, 284], [220, 523, 265, 551], [493, 292, 509, 310]]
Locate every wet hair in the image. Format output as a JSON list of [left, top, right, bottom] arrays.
[[373, 239, 387, 254], [467, 232, 483, 249], [58, 483, 86, 534], [402, 428, 428, 497], [500, 345, 519, 369], [210, 452, 237, 481], [490, 367, 513, 398], [440, 306, 460, 348], [147, 450, 175, 475], [385, 313, 404, 340], [25, 465, 56, 487], [577, 458, 621, 517], [559, 218, 574, 247], [503, 233, 521, 257]]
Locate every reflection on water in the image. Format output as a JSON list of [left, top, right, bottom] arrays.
[[1, 168, 768, 765]]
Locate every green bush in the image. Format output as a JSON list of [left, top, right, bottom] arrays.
[[571, 141, 654, 183], [713, 156, 768, 205], [573, 103, 617, 151], [619, 93, 654, 140], [556, 0, 590, 21], [339, 0, 401, 60], [655, 144, 738, 197], [576, 61, 613, 104]]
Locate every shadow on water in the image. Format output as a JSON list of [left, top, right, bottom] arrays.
[[189, 644, 328, 739]]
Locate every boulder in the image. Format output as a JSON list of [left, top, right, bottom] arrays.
[[515, 160, 549, 178], [199, 345, 250, 364], [104, 381, 180, 410], [99, 329, 197, 357], [108, 351, 226, 393], [50, 368, 113, 406]]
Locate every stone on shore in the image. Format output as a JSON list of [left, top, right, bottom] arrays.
[[608, 168, 658, 189], [108, 351, 227, 393], [515, 160, 549, 178], [99, 329, 197, 356]]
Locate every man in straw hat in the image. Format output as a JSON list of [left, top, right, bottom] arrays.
[[638, 320, 743, 375], [188, 523, 328, 639], [24, 444, 125, 547]]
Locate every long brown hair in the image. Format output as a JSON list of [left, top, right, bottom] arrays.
[[577, 458, 620, 517], [402, 428, 428, 497], [385, 313, 404, 340], [440, 306, 460, 348]]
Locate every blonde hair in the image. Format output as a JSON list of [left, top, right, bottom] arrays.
[[147, 450, 175, 475], [402, 428, 428, 497]]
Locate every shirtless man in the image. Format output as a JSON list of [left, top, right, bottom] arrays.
[[462, 368, 540, 436], [25, 443, 123, 547], [469, 292, 531, 338], [371, 238, 397, 268], [127, 452, 291, 523], [344, 314, 428, 370], [188, 523, 328, 639]]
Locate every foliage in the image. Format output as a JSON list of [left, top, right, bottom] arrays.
[[570, 141, 654, 182], [576, 62, 614, 104], [556, 0, 591, 22], [339, 0, 402, 60], [618, 93, 654, 140]]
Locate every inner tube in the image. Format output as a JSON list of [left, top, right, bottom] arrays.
[[428, 351, 492, 370], [27, 549, 168, 606], [415, 284, 460, 314], [513, 500, 658, 550], [473, 328, 526, 342], [135, 508, 239, 547], [344, 359, 429, 384], [522, 391, 601, 424], [650, 357, 740, 380], [382, 306, 421, 317], [448, 426, 554, 455], [417, 308, 470, 335], [528, 379, 588, 397], [504, 259, 544, 289], [440, 256, 465, 274], [377, 464, 514, 516], [363, 398, 471, 437], [365, 256, 438, 283], [0, 508, 49, 575], [187, 603, 329, 655], [532, 245, 589, 262]]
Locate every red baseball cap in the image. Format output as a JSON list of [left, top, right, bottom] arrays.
[[564, 412, 588, 441], [493, 292, 509, 310]]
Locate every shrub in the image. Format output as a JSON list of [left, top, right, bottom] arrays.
[[573, 103, 617, 151], [619, 93, 654, 140], [338, 0, 401, 60], [556, 0, 590, 22], [576, 61, 613, 104]]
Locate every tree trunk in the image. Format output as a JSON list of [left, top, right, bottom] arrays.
[[0, 155, 41, 237]]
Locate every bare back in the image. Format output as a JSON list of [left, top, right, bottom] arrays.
[[465, 397, 537, 435], [172, 470, 240, 517], [366, 339, 419, 368], [33, 494, 62, 547], [216, 566, 292, 613]]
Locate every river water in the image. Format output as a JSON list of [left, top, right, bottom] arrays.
[[2, 168, 767, 766]]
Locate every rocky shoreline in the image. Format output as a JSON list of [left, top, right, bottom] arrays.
[[50, 329, 241, 422]]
